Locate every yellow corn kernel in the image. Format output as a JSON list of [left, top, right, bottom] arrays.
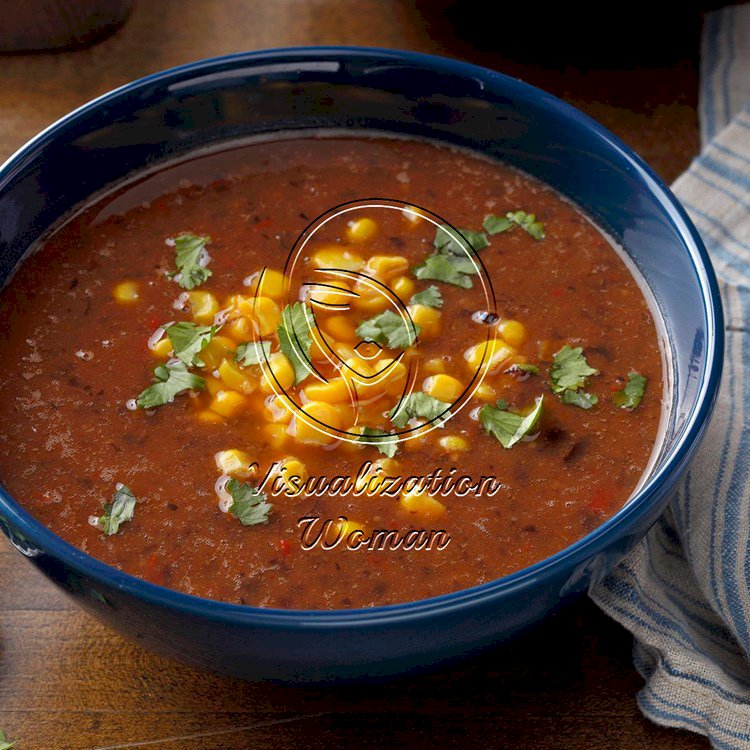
[[379, 357, 408, 396], [264, 422, 289, 450], [332, 517, 368, 541], [113, 280, 139, 304], [218, 358, 258, 395], [438, 435, 469, 453], [187, 290, 219, 324], [400, 487, 446, 518], [308, 280, 351, 308], [150, 338, 173, 358], [424, 373, 463, 403], [273, 457, 308, 496], [402, 206, 423, 225], [245, 268, 288, 300], [310, 246, 365, 271], [475, 382, 496, 401], [354, 458, 400, 495], [424, 357, 446, 375], [309, 326, 333, 361], [350, 287, 390, 314], [323, 314, 357, 343], [497, 319, 527, 349], [293, 401, 341, 445], [264, 394, 294, 423], [303, 378, 351, 403], [200, 335, 236, 370], [340, 357, 381, 398], [366, 255, 409, 280], [209, 390, 248, 418], [464, 339, 515, 373], [225, 293, 253, 313], [223, 316, 255, 343], [346, 217, 378, 243], [241, 296, 281, 337], [391, 275, 416, 300], [259, 352, 296, 394], [215, 449, 255, 478], [409, 304, 441, 338], [196, 409, 224, 425], [333, 342, 357, 361]]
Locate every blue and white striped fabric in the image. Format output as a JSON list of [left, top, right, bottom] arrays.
[[590, 7, 750, 748]]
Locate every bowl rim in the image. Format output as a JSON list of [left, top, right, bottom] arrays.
[[0, 45, 724, 627]]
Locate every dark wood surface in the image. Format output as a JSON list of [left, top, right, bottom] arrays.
[[0, 1, 709, 747]]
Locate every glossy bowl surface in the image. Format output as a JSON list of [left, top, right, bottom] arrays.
[[0, 47, 723, 682]]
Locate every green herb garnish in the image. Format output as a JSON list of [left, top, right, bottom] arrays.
[[357, 426, 398, 457], [413, 253, 477, 288], [0, 729, 15, 750], [409, 285, 443, 308], [561, 390, 598, 409], [170, 232, 212, 289], [226, 478, 272, 526], [277, 303, 314, 385], [164, 321, 219, 367], [480, 396, 544, 449], [98, 484, 136, 535], [549, 345, 598, 408], [235, 340, 272, 367], [434, 225, 490, 255], [136, 361, 205, 409], [483, 210, 545, 240], [613, 372, 648, 409], [389, 392, 451, 429], [511, 363, 540, 375], [356, 309, 420, 349]]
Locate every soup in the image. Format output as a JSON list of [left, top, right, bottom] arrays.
[[0, 136, 664, 609]]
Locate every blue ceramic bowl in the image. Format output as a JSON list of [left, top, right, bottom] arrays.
[[0, 47, 723, 682]]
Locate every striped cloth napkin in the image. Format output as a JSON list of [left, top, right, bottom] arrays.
[[589, 6, 750, 748]]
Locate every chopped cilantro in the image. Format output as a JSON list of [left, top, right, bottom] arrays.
[[483, 211, 545, 240], [277, 303, 314, 385], [235, 340, 272, 367], [136, 360, 205, 409], [357, 426, 398, 457], [226, 478, 272, 526], [170, 232, 212, 289], [511, 363, 540, 375], [561, 389, 598, 410], [613, 372, 648, 409], [480, 396, 544, 449], [0, 729, 15, 750], [389, 392, 451, 429], [98, 485, 136, 535], [356, 309, 420, 349], [164, 321, 219, 367], [549, 345, 598, 392], [434, 225, 490, 255], [409, 285, 443, 308], [413, 253, 477, 288]]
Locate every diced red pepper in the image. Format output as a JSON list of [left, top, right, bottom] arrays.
[[279, 538, 293, 557], [255, 217, 273, 230]]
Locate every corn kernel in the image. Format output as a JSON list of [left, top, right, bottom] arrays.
[[402, 206, 423, 225], [245, 268, 288, 300], [200, 335, 236, 370], [355, 458, 400, 495], [409, 304, 441, 338], [475, 382, 496, 401], [332, 517, 368, 541], [323, 314, 357, 343], [391, 275, 416, 300], [113, 280, 139, 304], [273, 457, 308, 496], [303, 378, 351, 403], [346, 217, 378, 243], [196, 409, 224, 425], [259, 352, 296, 394], [438, 435, 469, 453], [350, 287, 390, 314], [424, 373, 463, 402], [366, 255, 409, 280], [424, 357, 446, 375], [464, 339, 515, 374], [333, 342, 357, 361], [379, 357, 408, 396], [400, 487, 446, 518], [187, 290, 219, 324], [204, 375, 224, 396], [223, 316, 255, 343], [218, 358, 258, 395], [308, 280, 351, 308], [209, 390, 247, 418], [150, 338, 173, 358], [309, 327, 333, 361], [215, 449, 255, 478], [497, 319, 527, 349], [264, 422, 289, 450], [264, 394, 294, 423], [242, 296, 281, 337], [292, 400, 341, 445], [310, 246, 365, 271]]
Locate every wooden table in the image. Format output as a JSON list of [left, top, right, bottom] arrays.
[[0, 2, 710, 747]]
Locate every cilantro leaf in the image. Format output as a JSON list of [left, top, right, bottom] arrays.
[[356, 309, 420, 349], [389, 392, 451, 429], [170, 232, 212, 289], [561, 389, 598, 409], [98, 485, 136, 535], [277, 303, 314, 385], [484, 211, 545, 240], [0, 729, 15, 750], [480, 396, 544, 449], [549, 346, 598, 393], [409, 285, 443, 308], [235, 340, 271, 367], [164, 321, 219, 367], [434, 225, 490, 255], [413, 252, 476, 288], [357, 426, 398, 457], [226, 478, 272, 526], [136, 360, 205, 409], [510, 363, 540, 375], [613, 372, 648, 409]]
